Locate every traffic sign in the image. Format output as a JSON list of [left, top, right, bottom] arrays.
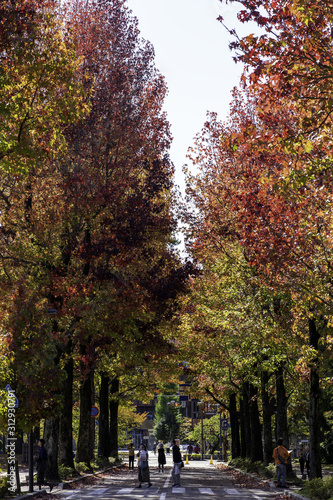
[[221, 418, 228, 431], [5, 385, 18, 407], [91, 406, 99, 417]]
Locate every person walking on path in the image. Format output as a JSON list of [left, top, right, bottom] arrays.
[[34, 439, 53, 492], [136, 444, 152, 489], [127, 443, 135, 470], [273, 437, 290, 489], [171, 439, 183, 487], [158, 443, 166, 472], [298, 444, 306, 479]]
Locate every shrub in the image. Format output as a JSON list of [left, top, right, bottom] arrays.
[[0, 476, 8, 499], [58, 465, 76, 481], [300, 476, 333, 500], [75, 462, 92, 474], [228, 457, 275, 479]]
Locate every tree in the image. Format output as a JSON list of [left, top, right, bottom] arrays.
[[154, 395, 182, 443], [0, 0, 185, 473], [0, 0, 88, 174], [217, 0, 333, 476]]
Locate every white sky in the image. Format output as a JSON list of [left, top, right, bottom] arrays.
[[126, 0, 250, 194]]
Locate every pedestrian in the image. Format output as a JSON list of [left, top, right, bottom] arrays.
[[187, 443, 193, 455], [166, 442, 170, 454], [153, 442, 157, 455], [127, 442, 135, 470], [34, 439, 53, 492], [272, 437, 290, 489], [171, 439, 183, 487], [158, 443, 166, 472], [193, 444, 200, 454], [305, 445, 310, 478], [298, 443, 306, 479], [136, 444, 152, 489]]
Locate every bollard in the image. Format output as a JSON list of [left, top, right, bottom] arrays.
[[186, 454, 189, 465], [210, 455, 213, 464]]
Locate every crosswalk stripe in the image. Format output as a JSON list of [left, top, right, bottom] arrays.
[[172, 486, 185, 493], [199, 488, 215, 495], [117, 488, 135, 494]]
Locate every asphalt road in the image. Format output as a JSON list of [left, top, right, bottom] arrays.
[[55, 455, 282, 500]]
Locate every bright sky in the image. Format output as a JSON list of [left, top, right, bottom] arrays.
[[126, 0, 249, 194]]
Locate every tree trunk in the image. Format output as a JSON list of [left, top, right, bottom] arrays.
[[241, 382, 251, 458], [249, 383, 263, 462], [309, 317, 322, 479], [98, 373, 111, 458], [44, 417, 60, 481], [275, 364, 288, 445], [239, 397, 246, 458], [275, 364, 292, 473], [261, 369, 273, 465], [75, 363, 93, 465], [109, 377, 119, 459], [59, 354, 75, 468], [90, 366, 95, 460], [229, 393, 240, 458]]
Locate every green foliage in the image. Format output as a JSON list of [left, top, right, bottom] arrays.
[[178, 417, 193, 443], [0, 475, 8, 499], [300, 476, 333, 500], [117, 403, 148, 448], [321, 433, 333, 465], [75, 462, 92, 474], [58, 465, 77, 481], [153, 394, 182, 442], [92, 457, 112, 469], [188, 414, 221, 451]]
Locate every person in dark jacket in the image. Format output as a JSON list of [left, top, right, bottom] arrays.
[[171, 439, 182, 487], [158, 443, 166, 472], [35, 439, 53, 491]]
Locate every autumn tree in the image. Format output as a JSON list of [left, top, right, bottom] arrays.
[[216, 0, 333, 477], [0, 0, 189, 475], [0, 0, 87, 174]]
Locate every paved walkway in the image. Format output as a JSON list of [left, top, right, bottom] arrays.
[[10, 454, 306, 499]]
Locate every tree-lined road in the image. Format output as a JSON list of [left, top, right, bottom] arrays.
[[55, 458, 281, 500]]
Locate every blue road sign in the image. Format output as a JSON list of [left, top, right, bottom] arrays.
[[221, 419, 228, 431], [91, 406, 99, 417], [5, 385, 18, 407]]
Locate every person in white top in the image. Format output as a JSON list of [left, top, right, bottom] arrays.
[[136, 444, 152, 489]]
